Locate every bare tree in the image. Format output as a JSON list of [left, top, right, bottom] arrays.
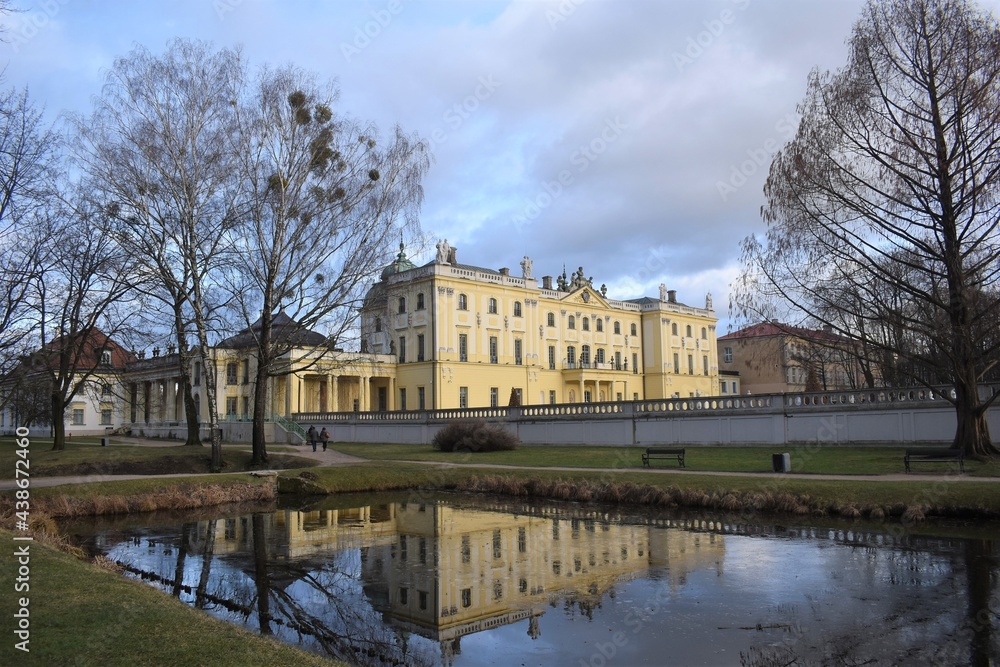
[[225, 66, 428, 465], [0, 86, 57, 381], [735, 0, 1000, 458], [31, 199, 141, 450], [72, 40, 245, 468]]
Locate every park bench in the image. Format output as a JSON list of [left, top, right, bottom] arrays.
[[904, 447, 964, 473], [642, 447, 685, 468]]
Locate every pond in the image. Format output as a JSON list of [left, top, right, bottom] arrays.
[[69, 493, 998, 666]]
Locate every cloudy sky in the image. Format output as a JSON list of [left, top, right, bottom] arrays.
[[6, 0, 999, 331]]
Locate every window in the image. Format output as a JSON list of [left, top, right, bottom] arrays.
[[724, 346, 733, 364], [416, 293, 425, 310], [461, 588, 472, 608], [514, 301, 522, 317], [547, 312, 555, 327], [375, 317, 382, 332], [549, 390, 556, 404], [459, 333, 468, 362], [568, 315, 576, 329], [580, 345, 591, 365], [688, 354, 694, 375], [548, 345, 556, 370], [461, 535, 471, 563], [582, 317, 590, 331], [399, 588, 408, 605], [614, 321, 621, 334], [458, 293, 468, 310], [418, 386, 425, 410], [101, 382, 112, 397], [596, 318, 603, 332], [632, 353, 638, 374], [490, 387, 498, 407], [630, 323, 637, 336], [493, 581, 503, 600], [701, 327, 707, 339], [398, 336, 406, 363], [99, 349, 112, 365], [419, 590, 428, 610], [514, 388, 522, 404], [721, 380, 728, 394], [703, 355, 709, 376], [518, 527, 527, 553], [459, 387, 468, 408], [674, 353, 680, 373], [417, 334, 425, 362], [493, 530, 502, 559], [489, 336, 498, 364], [100, 409, 112, 425], [672, 322, 678, 335], [226, 363, 238, 385], [488, 297, 498, 314], [514, 338, 522, 365], [596, 348, 605, 364], [399, 388, 407, 411], [242, 359, 250, 384], [567, 346, 576, 366], [226, 397, 237, 416], [193, 362, 201, 386], [686, 324, 692, 337], [615, 351, 622, 370], [398, 297, 406, 314]]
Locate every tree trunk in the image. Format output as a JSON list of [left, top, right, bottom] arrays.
[[181, 377, 200, 446], [953, 382, 998, 459], [50, 391, 65, 451], [173, 311, 202, 447], [251, 513, 272, 636], [251, 307, 273, 466]]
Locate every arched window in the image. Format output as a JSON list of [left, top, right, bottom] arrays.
[[596, 319, 603, 332], [514, 301, 522, 317], [375, 317, 382, 333], [614, 321, 621, 334], [630, 323, 637, 336], [567, 346, 576, 365], [671, 322, 678, 335], [701, 327, 707, 339], [398, 297, 406, 314], [416, 293, 425, 310], [568, 316, 576, 329], [458, 293, 468, 310], [547, 312, 555, 327], [580, 345, 591, 365], [582, 317, 590, 331], [488, 297, 498, 314], [686, 324, 692, 337]]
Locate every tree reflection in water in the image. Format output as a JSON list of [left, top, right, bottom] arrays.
[[78, 497, 999, 667]]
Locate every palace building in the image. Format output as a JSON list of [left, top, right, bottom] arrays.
[[3, 243, 720, 439], [358, 241, 719, 410]]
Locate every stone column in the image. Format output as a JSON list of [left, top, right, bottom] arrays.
[[330, 375, 339, 413]]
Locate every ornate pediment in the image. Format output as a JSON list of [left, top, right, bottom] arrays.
[[562, 286, 610, 309]]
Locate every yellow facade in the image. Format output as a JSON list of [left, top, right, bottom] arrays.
[[361, 248, 719, 409]]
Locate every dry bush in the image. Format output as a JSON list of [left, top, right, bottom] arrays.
[[432, 419, 519, 452]]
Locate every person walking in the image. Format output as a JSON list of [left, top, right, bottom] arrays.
[[307, 425, 318, 452], [320, 427, 330, 452]]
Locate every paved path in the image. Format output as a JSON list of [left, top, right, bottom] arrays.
[[3, 437, 994, 490]]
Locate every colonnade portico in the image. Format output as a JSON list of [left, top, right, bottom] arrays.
[[293, 367, 397, 414]]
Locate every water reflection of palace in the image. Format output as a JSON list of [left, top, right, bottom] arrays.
[[194, 499, 725, 660]]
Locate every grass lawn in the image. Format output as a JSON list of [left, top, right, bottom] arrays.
[[0, 436, 317, 478], [327, 442, 1000, 477], [0, 529, 341, 667]]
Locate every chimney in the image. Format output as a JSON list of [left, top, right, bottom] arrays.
[[499, 267, 510, 276], [667, 290, 676, 303], [542, 275, 553, 290]]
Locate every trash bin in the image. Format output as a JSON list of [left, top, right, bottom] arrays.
[[101, 437, 109, 447], [772, 452, 790, 473]]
